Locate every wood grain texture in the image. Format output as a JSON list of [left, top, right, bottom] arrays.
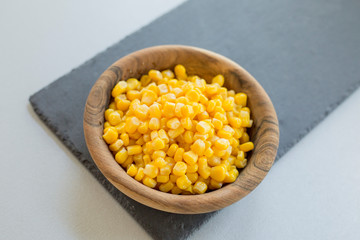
[[83, 45, 279, 214]]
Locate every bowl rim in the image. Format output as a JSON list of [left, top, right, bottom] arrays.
[[83, 45, 279, 214]]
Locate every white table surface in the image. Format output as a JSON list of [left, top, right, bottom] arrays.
[[1, 1, 359, 239]]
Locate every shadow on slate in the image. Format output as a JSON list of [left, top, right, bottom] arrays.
[[29, 0, 360, 239]]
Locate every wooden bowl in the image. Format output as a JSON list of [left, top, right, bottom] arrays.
[[84, 45, 279, 214]]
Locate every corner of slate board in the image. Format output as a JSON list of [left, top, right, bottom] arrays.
[[29, 0, 360, 239]]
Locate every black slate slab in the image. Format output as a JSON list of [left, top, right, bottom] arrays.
[[29, 0, 360, 239]]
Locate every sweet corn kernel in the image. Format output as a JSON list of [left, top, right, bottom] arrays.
[[103, 127, 118, 144], [112, 81, 127, 97], [183, 151, 198, 165], [148, 69, 163, 82], [235, 92, 247, 107], [191, 139, 205, 156], [157, 174, 170, 183], [126, 78, 140, 91], [212, 74, 224, 86], [239, 142, 254, 152], [235, 157, 247, 168], [143, 164, 159, 178], [115, 147, 128, 164], [161, 69, 175, 79], [152, 150, 166, 160], [159, 181, 175, 192], [152, 137, 165, 150], [135, 167, 145, 181], [143, 176, 157, 188], [148, 103, 162, 118], [186, 163, 199, 173], [240, 132, 250, 143], [186, 172, 199, 183], [149, 118, 160, 130], [210, 179, 223, 189], [160, 165, 172, 176], [167, 118, 181, 129], [138, 121, 149, 134], [120, 133, 130, 146], [173, 161, 187, 176], [174, 64, 187, 80], [193, 181, 208, 194], [223, 97, 234, 111], [210, 165, 227, 182], [109, 139, 124, 152], [171, 186, 182, 194], [125, 117, 140, 134], [168, 127, 185, 139], [214, 138, 230, 150], [127, 145, 142, 155], [196, 121, 211, 134], [206, 83, 219, 95], [127, 164, 138, 177], [176, 175, 192, 190], [141, 90, 157, 106], [154, 157, 167, 168], [108, 111, 121, 126]]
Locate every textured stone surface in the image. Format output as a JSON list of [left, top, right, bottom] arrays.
[[29, 0, 360, 239]]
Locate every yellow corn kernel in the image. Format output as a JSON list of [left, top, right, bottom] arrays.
[[182, 131, 193, 144], [196, 121, 211, 134], [152, 150, 166, 160], [162, 101, 175, 118], [143, 164, 159, 178], [167, 118, 181, 129], [214, 112, 227, 124], [198, 165, 211, 179], [173, 102, 184, 118], [197, 111, 210, 121], [133, 104, 148, 120], [208, 156, 221, 166], [186, 172, 199, 183], [120, 133, 130, 146], [104, 109, 115, 121], [193, 133, 209, 142], [143, 176, 157, 188], [159, 181, 174, 193], [152, 157, 166, 167], [121, 155, 133, 168], [183, 151, 198, 165], [191, 139, 205, 156], [199, 94, 208, 105], [143, 154, 151, 165], [115, 98, 130, 112], [160, 165, 172, 176], [125, 117, 141, 134], [148, 69, 163, 82], [193, 181, 208, 194], [172, 161, 187, 176], [134, 167, 145, 181], [239, 110, 250, 127], [150, 130, 159, 141], [140, 74, 151, 86], [114, 147, 128, 164], [210, 165, 226, 182], [114, 122, 125, 134], [168, 127, 185, 139], [234, 127, 244, 139], [176, 175, 192, 190], [157, 174, 170, 183], [203, 148, 213, 158], [235, 157, 247, 168], [108, 101, 116, 110], [157, 129, 169, 143], [212, 118, 223, 130], [108, 111, 121, 126], [212, 147, 227, 157], [126, 78, 140, 91], [126, 90, 140, 101], [206, 83, 219, 95], [235, 92, 247, 107], [170, 174, 179, 183], [161, 69, 175, 79], [180, 117, 192, 130], [240, 132, 250, 143], [207, 100, 216, 112], [109, 139, 124, 152], [185, 89, 200, 102], [146, 104, 160, 119], [180, 105, 193, 118], [223, 97, 234, 111], [209, 179, 223, 189], [133, 153, 143, 165], [217, 129, 233, 139], [126, 164, 138, 177], [127, 145, 142, 155], [112, 81, 127, 97], [141, 90, 157, 106], [212, 74, 224, 86], [104, 121, 111, 129], [171, 186, 182, 194], [174, 64, 187, 80], [224, 169, 238, 183], [229, 117, 242, 129], [218, 87, 228, 99], [214, 138, 230, 150], [137, 121, 149, 134], [239, 142, 254, 152], [152, 137, 165, 150], [103, 127, 118, 144], [149, 118, 160, 130], [166, 143, 178, 157]]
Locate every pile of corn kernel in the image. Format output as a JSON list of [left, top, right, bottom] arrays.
[[102, 64, 254, 195]]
